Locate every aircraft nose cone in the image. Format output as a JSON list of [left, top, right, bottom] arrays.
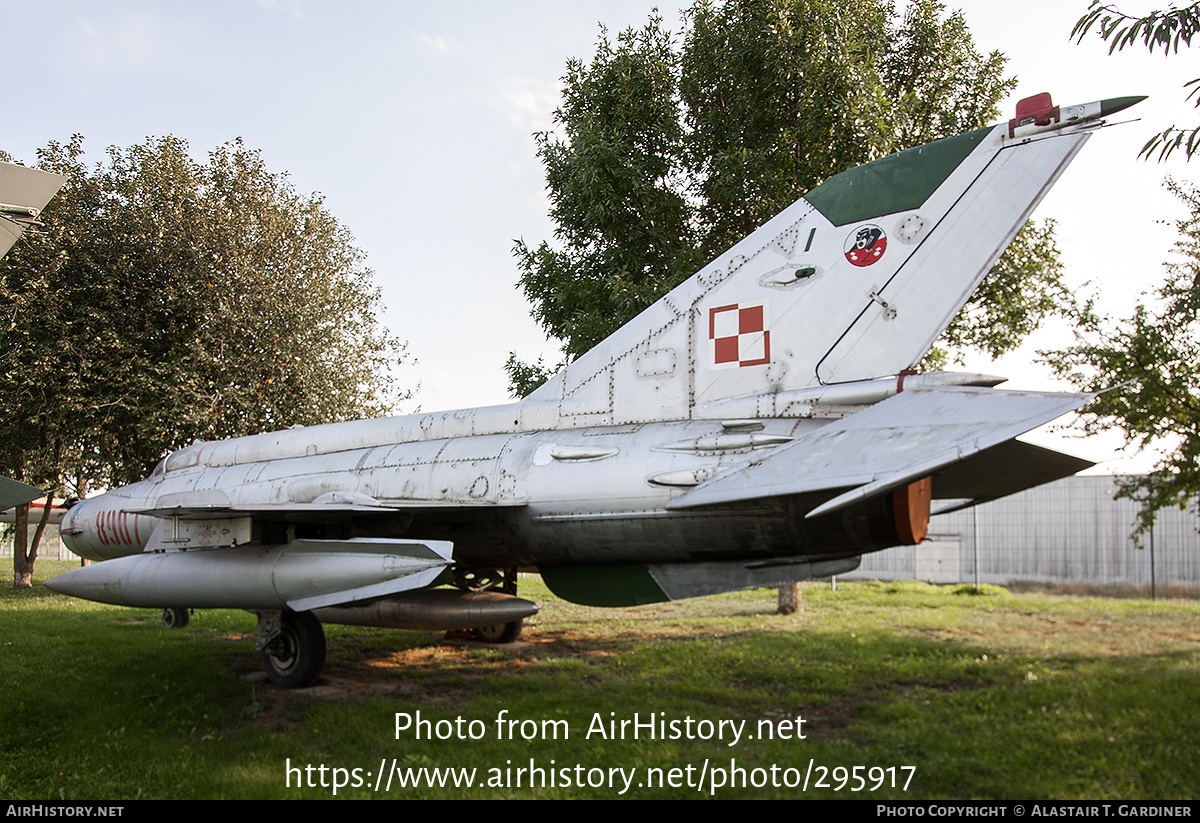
[[1100, 96, 1148, 117]]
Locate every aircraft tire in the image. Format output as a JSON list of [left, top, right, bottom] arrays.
[[262, 610, 326, 688], [162, 607, 189, 629], [472, 618, 523, 644]]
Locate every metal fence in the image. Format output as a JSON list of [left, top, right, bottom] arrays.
[[844, 475, 1200, 591], [0, 527, 69, 561]]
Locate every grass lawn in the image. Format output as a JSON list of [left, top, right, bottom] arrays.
[[2, 560, 1197, 799]]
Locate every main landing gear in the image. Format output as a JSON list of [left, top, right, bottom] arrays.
[[255, 610, 326, 688], [455, 566, 524, 644], [161, 607, 190, 629], [248, 567, 527, 688]]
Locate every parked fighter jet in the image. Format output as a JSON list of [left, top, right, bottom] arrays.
[[48, 94, 1141, 687]]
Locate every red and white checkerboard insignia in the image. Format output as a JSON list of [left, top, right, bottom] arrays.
[[709, 301, 770, 368], [844, 224, 887, 267]]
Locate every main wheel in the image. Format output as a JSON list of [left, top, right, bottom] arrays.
[[262, 611, 326, 688], [472, 618, 523, 644], [162, 607, 189, 629]]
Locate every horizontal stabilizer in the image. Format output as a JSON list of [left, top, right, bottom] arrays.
[[667, 387, 1093, 515], [930, 439, 1095, 514]]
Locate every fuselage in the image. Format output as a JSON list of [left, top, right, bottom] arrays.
[[60, 406, 910, 571]]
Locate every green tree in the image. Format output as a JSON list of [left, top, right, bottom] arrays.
[[512, 17, 701, 372], [1062, 4, 1200, 535], [1047, 179, 1200, 538], [509, 0, 1067, 395], [0, 136, 409, 585], [1073, 1, 1200, 160]]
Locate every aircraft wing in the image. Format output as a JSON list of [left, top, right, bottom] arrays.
[[0, 476, 45, 511], [667, 387, 1093, 516], [0, 161, 65, 259]]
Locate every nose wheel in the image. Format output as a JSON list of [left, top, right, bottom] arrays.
[[258, 610, 326, 688]]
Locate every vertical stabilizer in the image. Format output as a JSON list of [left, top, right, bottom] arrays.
[[528, 100, 1117, 427]]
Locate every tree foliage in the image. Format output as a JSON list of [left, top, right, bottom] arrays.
[[512, 18, 702, 374], [0, 135, 409, 499], [1046, 179, 1200, 537], [509, 0, 1068, 396], [1073, 1, 1200, 160]]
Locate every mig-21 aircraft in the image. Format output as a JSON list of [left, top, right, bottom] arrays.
[[48, 94, 1142, 687]]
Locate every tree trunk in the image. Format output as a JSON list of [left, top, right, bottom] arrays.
[[12, 504, 30, 588], [28, 492, 53, 567], [777, 583, 804, 615], [12, 494, 52, 588]]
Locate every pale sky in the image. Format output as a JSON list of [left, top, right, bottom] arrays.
[[2, 0, 1194, 474]]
